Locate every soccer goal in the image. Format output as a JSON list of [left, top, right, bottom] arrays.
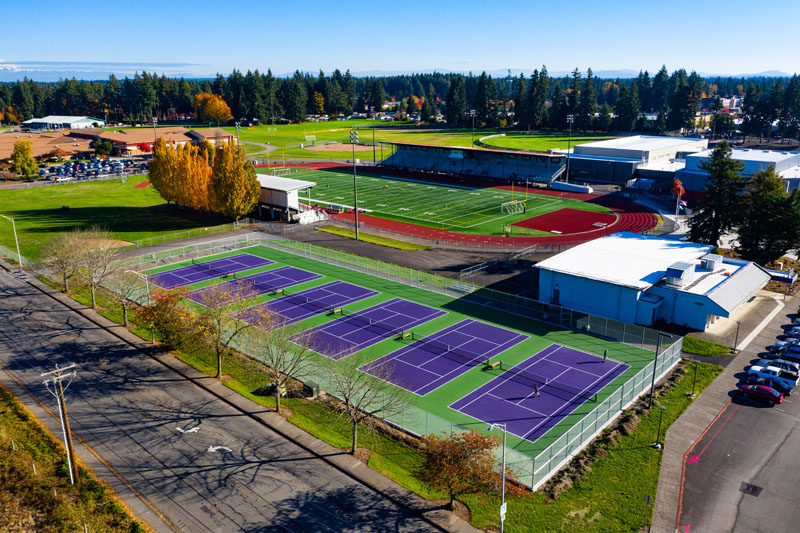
[[272, 168, 292, 176], [500, 199, 527, 214]]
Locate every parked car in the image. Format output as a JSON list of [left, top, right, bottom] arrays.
[[738, 384, 784, 406], [746, 375, 793, 396], [785, 326, 800, 338], [760, 358, 800, 375]]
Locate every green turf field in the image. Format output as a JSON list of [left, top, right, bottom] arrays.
[[291, 168, 613, 235], [0, 175, 230, 258], [480, 133, 617, 152], [144, 244, 659, 461]]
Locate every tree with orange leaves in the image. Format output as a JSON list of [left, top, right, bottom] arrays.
[[418, 430, 525, 510], [194, 92, 232, 125]]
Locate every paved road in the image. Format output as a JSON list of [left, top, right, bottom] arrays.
[[0, 267, 450, 532], [654, 291, 800, 533]]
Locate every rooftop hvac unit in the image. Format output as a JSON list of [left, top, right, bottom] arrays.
[[701, 253, 723, 272], [665, 261, 695, 288]]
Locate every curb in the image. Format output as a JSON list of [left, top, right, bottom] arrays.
[[5, 262, 479, 533]]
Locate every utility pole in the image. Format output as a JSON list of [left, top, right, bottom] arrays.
[[42, 364, 79, 485]]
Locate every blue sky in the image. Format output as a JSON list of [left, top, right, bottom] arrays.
[[1, 0, 798, 78]]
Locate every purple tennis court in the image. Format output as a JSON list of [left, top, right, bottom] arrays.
[[360, 319, 529, 396], [292, 298, 446, 360], [450, 344, 629, 443], [187, 266, 322, 305], [150, 253, 274, 289], [238, 281, 379, 326]]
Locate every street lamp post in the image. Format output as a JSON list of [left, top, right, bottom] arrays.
[[126, 270, 153, 343], [649, 332, 669, 409], [234, 121, 241, 146], [469, 109, 476, 146], [487, 423, 507, 532], [350, 130, 360, 240], [652, 405, 667, 449], [732, 321, 742, 353], [0, 215, 22, 271], [689, 359, 700, 398]]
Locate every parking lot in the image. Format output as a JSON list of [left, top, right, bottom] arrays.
[[653, 292, 800, 533], [37, 157, 149, 182]]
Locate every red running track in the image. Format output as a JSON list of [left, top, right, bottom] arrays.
[[512, 207, 617, 234], [329, 193, 657, 247]]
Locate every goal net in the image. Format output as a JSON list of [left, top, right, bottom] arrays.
[[500, 199, 527, 215], [272, 168, 292, 176]]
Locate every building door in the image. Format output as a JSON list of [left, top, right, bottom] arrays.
[[553, 288, 560, 305]]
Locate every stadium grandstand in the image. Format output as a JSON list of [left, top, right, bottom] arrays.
[[380, 142, 566, 185]]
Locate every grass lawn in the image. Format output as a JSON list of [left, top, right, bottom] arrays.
[[481, 133, 617, 152], [0, 381, 148, 532], [315, 225, 429, 250], [0, 175, 232, 259], [49, 272, 720, 532], [227, 121, 610, 162], [682, 335, 732, 356], [295, 168, 613, 235]]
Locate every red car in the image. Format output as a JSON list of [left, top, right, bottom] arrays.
[[738, 384, 784, 406]]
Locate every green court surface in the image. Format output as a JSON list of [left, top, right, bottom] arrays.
[[144, 245, 658, 460], [291, 169, 612, 235]]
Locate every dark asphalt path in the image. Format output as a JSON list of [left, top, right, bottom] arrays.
[[0, 268, 442, 532]]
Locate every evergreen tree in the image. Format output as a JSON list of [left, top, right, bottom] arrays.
[[596, 104, 613, 132], [737, 165, 800, 265], [421, 83, 437, 123], [567, 69, 581, 115], [514, 74, 528, 130], [688, 141, 747, 246], [445, 75, 466, 125], [576, 68, 597, 131], [781, 74, 800, 140], [613, 84, 639, 132], [636, 70, 652, 112], [549, 85, 567, 130], [651, 65, 670, 114]]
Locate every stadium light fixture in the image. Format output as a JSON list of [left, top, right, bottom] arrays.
[[487, 422, 507, 532], [0, 214, 22, 272], [565, 114, 574, 183]]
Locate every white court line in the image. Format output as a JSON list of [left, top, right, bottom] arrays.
[[546, 355, 621, 379], [514, 367, 572, 406]]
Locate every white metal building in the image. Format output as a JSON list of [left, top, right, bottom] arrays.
[[23, 115, 106, 130], [537, 232, 770, 331], [676, 148, 800, 194], [256, 174, 319, 221], [573, 135, 708, 164]]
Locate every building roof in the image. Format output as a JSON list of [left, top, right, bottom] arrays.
[[78, 127, 193, 146], [575, 135, 706, 152], [0, 131, 92, 160], [383, 141, 556, 158], [706, 262, 770, 313], [187, 128, 234, 140], [23, 115, 103, 125], [256, 174, 316, 192], [536, 232, 714, 290]]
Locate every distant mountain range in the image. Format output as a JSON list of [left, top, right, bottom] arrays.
[[0, 60, 792, 82]]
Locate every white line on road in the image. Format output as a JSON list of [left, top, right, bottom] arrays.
[[738, 296, 784, 351]]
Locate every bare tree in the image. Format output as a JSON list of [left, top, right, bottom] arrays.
[[193, 280, 261, 381], [251, 320, 315, 414], [73, 227, 121, 308], [105, 269, 147, 326], [324, 352, 408, 455], [39, 232, 81, 292]]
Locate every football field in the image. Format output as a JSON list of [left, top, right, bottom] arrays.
[[293, 168, 613, 235]]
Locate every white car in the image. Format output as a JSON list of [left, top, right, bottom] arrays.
[[55, 176, 73, 182]]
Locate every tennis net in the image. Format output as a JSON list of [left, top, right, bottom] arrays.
[[341, 309, 405, 337], [191, 258, 235, 278], [412, 333, 489, 367], [283, 291, 334, 313], [503, 364, 597, 402]]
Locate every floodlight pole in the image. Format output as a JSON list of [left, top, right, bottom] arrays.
[[0, 214, 22, 272], [469, 110, 476, 146], [42, 364, 79, 485], [488, 423, 507, 532], [649, 332, 668, 409], [690, 359, 700, 398], [653, 405, 667, 449], [370, 107, 376, 165], [152, 115, 158, 145], [733, 321, 742, 352], [126, 270, 153, 343], [565, 114, 574, 183], [350, 130, 359, 240]]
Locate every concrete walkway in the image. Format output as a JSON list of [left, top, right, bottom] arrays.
[[651, 289, 798, 532]]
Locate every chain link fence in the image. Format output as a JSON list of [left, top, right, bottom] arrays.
[[115, 233, 682, 489]]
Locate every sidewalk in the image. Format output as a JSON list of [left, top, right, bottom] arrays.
[[651, 288, 797, 532], [3, 260, 479, 533]]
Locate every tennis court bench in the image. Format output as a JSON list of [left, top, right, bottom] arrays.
[[331, 307, 343, 315], [272, 288, 284, 295], [399, 331, 412, 340], [487, 361, 501, 370], [449, 281, 479, 294]]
